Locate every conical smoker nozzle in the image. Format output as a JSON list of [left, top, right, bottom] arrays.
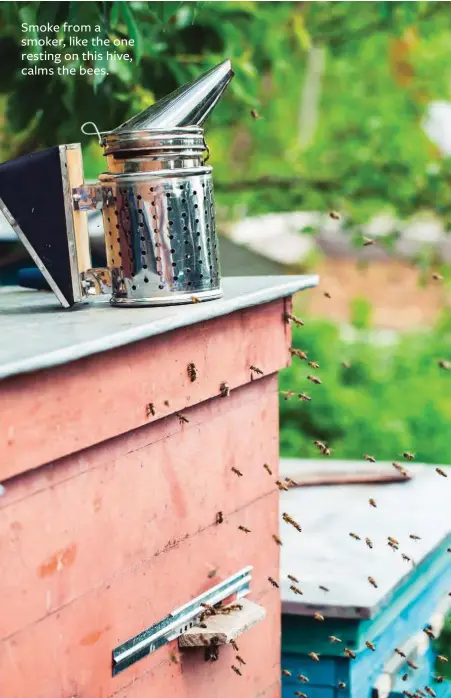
[[110, 59, 234, 133]]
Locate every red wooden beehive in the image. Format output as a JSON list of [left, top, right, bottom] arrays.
[[0, 275, 317, 698]]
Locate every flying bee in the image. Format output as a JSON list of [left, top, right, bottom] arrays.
[[281, 669, 291, 677], [403, 452, 415, 460], [308, 361, 320, 369], [366, 537, 373, 549], [263, 463, 273, 475], [276, 479, 289, 491], [288, 574, 299, 583], [329, 636, 342, 644], [365, 640, 376, 651], [403, 692, 414, 698], [314, 440, 326, 451], [402, 553, 411, 562], [268, 576, 279, 588], [215, 510, 223, 525], [146, 402, 155, 417], [285, 477, 298, 487], [437, 655, 448, 663], [238, 525, 251, 533], [434, 676, 444, 683], [410, 534, 421, 540], [191, 296, 200, 303], [436, 467, 447, 477], [309, 652, 320, 662], [329, 210, 341, 220], [236, 655, 246, 665], [281, 390, 296, 400], [439, 359, 451, 370], [407, 660, 418, 670], [392, 462, 409, 477], [313, 612, 324, 622], [284, 312, 304, 327], [338, 683, 346, 689], [342, 360, 351, 369], [294, 692, 307, 698], [298, 674, 309, 683], [324, 292, 332, 299], [416, 689, 426, 697], [319, 585, 330, 592], [219, 382, 230, 397], [388, 540, 399, 551], [364, 454, 376, 463], [290, 584, 303, 595], [164, 400, 170, 407], [425, 687, 436, 697], [307, 375, 322, 385], [231, 467, 243, 477], [176, 412, 189, 424], [187, 362, 197, 382], [250, 108, 262, 119], [299, 393, 312, 402], [395, 648, 406, 658], [283, 513, 302, 532], [250, 365, 264, 375], [344, 648, 356, 659], [272, 534, 283, 546], [290, 348, 308, 360], [368, 576, 378, 588], [350, 532, 361, 541], [423, 627, 435, 640], [231, 665, 242, 676], [369, 498, 377, 508], [230, 639, 239, 652], [432, 273, 444, 281], [323, 447, 332, 456], [362, 236, 375, 246]]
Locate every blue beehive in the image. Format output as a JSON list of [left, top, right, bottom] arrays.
[[279, 460, 451, 698]]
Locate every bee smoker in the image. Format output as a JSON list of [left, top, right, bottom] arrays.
[[0, 60, 233, 308]]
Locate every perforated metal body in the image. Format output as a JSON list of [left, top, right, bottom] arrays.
[[99, 127, 221, 306]]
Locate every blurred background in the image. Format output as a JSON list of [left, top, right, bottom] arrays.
[[1, 0, 451, 671]]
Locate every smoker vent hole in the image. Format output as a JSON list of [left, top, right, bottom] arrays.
[[159, 284, 164, 289], [170, 248, 175, 253], [132, 285, 136, 290], [144, 277, 149, 283], [137, 195, 142, 200]]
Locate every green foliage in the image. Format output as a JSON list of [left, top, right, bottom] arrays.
[[279, 316, 451, 464], [350, 296, 374, 330], [1, 1, 451, 227]]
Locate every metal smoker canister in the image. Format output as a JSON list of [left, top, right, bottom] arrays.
[[0, 59, 233, 309], [99, 126, 220, 306]]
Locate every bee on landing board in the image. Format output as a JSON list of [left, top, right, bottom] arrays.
[[263, 463, 272, 475], [176, 412, 189, 424], [219, 382, 230, 397], [236, 655, 246, 665], [231, 665, 242, 676], [250, 365, 264, 375], [146, 402, 155, 417], [187, 362, 197, 382], [276, 479, 289, 491], [230, 639, 239, 652], [215, 511, 223, 525], [231, 467, 243, 477], [272, 534, 283, 546]]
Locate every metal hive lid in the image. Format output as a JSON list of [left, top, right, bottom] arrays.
[[109, 59, 233, 135]]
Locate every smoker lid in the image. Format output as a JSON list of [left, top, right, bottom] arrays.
[[108, 59, 233, 135]]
